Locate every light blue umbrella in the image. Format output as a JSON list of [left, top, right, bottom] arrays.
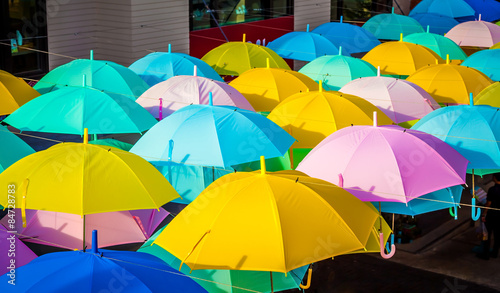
[[461, 49, 500, 81], [267, 25, 346, 61], [130, 96, 295, 168], [312, 16, 381, 54], [129, 45, 223, 86], [409, 0, 475, 19], [464, 0, 500, 22], [410, 13, 459, 35], [363, 8, 425, 40], [403, 27, 468, 61], [0, 125, 34, 173]]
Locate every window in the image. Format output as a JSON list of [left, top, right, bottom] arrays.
[[331, 0, 392, 22]]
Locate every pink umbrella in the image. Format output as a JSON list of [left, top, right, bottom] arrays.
[[136, 74, 254, 119], [1, 208, 169, 250], [445, 17, 500, 47], [339, 67, 440, 124], [0, 225, 37, 275], [296, 115, 468, 203]]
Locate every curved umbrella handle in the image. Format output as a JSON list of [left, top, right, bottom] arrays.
[[380, 232, 396, 259], [471, 198, 481, 221], [449, 205, 458, 220], [385, 233, 395, 253], [299, 267, 313, 289]]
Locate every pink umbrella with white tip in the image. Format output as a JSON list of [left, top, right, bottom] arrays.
[[445, 16, 500, 47]]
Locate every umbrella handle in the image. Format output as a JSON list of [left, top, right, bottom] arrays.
[[385, 234, 395, 253], [449, 205, 458, 220], [299, 267, 312, 289], [471, 198, 481, 221], [380, 232, 395, 259]]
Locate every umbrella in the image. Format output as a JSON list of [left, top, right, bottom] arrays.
[[136, 74, 254, 119], [362, 8, 424, 41], [311, 16, 381, 54], [129, 45, 223, 86], [201, 34, 290, 76], [461, 48, 500, 81], [409, 0, 475, 19], [297, 121, 468, 204], [298, 48, 377, 91], [228, 64, 319, 112], [0, 70, 40, 115], [0, 225, 37, 275], [88, 138, 133, 151], [410, 13, 459, 35], [130, 101, 295, 168], [361, 35, 444, 76], [139, 225, 310, 293], [339, 68, 440, 124], [475, 81, 500, 107], [3, 84, 158, 135], [445, 19, 500, 48], [34, 51, 149, 101], [1, 208, 168, 250], [406, 56, 493, 104], [0, 230, 208, 292], [463, 0, 500, 22], [403, 27, 468, 61], [491, 42, 500, 49], [0, 126, 34, 173], [153, 163, 393, 275], [266, 25, 346, 61]]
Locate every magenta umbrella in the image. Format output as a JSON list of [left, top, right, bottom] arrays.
[[0, 225, 37, 275], [339, 68, 440, 124], [1, 208, 169, 250], [445, 18, 500, 47], [297, 117, 468, 203]]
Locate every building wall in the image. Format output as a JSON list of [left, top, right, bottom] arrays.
[[294, 0, 331, 31]]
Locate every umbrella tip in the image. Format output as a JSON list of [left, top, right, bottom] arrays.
[[446, 54, 450, 64], [469, 92, 474, 106], [209, 92, 213, 106], [91, 230, 98, 254], [319, 80, 323, 92], [90, 50, 93, 60], [392, 6, 394, 14], [340, 15, 343, 23], [266, 58, 270, 69], [339, 46, 342, 56], [426, 25, 430, 33], [399, 33, 403, 42], [83, 128, 89, 144], [377, 66, 381, 77], [373, 111, 378, 127], [306, 24, 310, 32], [193, 65, 197, 76], [478, 14, 482, 21], [168, 43, 171, 53], [260, 156, 266, 175], [243, 33, 246, 43]]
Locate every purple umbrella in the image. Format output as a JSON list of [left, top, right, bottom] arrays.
[[0, 224, 37, 275]]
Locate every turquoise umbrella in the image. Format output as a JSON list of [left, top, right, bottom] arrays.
[[139, 226, 309, 293], [129, 45, 223, 86], [0, 125, 34, 173], [409, 0, 475, 19], [298, 48, 377, 91], [4, 85, 157, 135], [410, 13, 459, 35], [34, 51, 148, 101], [403, 27, 468, 61], [362, 8, 424, 40], [461, 49, 500, 81]]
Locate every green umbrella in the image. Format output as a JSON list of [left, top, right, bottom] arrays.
[[403, 27, 467, 61], [362, 7, 424, 40], [139, 226, 310, 293], [0, 125, 34, 173]]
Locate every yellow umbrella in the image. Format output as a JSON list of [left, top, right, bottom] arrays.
[[406, 55, 493, 104], [491, 42, 500, 49], [201, 34, 290, 76], [362, 34, 444, 76], [154, 158, 391, 275], [0, 70, 40, 115], [229, 61, 319, 112], [475, 82, 500, 107]]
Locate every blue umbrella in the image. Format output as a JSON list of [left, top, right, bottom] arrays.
[[312, 16, 381, 54], [410, 13, 459, 35], [461, 49, 500, 81], [409, 0, 475, 19], [267, 25, 346, 61], [363, 8, 424, 40], [464, 0, 500, 22], [0, 230, 207, 293], [129, 45, 223, 86], [0, 125, 34, 173]]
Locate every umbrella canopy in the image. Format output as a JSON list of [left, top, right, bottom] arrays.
[[362, 38, 444, 76], [461, 48, 500, 81], [0, 126, 34, 173], [0, 143, 179, 215], [298, 50, 377, 91], [491, 42, 500, 49], [1, 208, 168, 250], [409, 0, 475, 19], [475, 81, 500, 107], [34, 53, 149, 101], [153, 167, 391, 273], [136, 75, 254, 119], [410, 13, 459, 35], [129, 49, 223, 86], [403, 29, 468, 61], [0, 70, 40, 115], [339, 70, 440, 124], [0, 225, 37, 276], [406, 58, 493, 104], [297, 124, 468, 203], [229, 66, 319, 112], [312, 17, 381, 53], [362, 9, 424, 40], [140, 226, 309, 293], [463, 0, 500, 22], [201, 35, 291, 76], [412, 101, 500, 175], [130, 103, 295, 168], [3, 86, 158, 135], [445, 20, 500, 48]]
